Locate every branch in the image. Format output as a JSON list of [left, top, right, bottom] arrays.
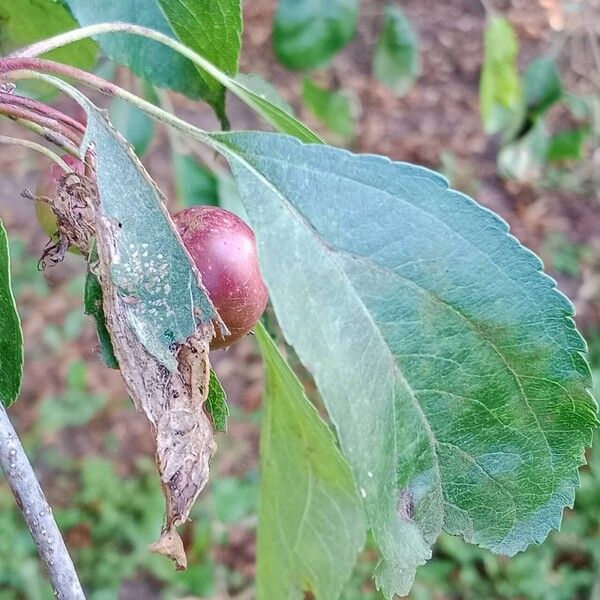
[[9, 22, 230, 90], [0, 403, 85, 599], [0, 63, 214, 158], [2, 22, 321, 143]]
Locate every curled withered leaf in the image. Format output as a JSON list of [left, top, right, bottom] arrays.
[[21, 74, 223, 569], [53, 170, 97, 254], [93, 201, 217, 569], [38, 141, 219, 568], [27, 167, 97, 271]]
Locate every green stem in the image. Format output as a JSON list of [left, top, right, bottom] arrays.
[[0, 135, 73, 171], [5, 67, 213, 147], [6, 22, 321, 143], [155, 88, 224, 173], [11, 22, 232, 93], [155, 88, 185, 155]]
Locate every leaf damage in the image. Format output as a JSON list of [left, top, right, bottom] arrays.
[[36, 138, 220, 570], [94, 204, 217, 567]]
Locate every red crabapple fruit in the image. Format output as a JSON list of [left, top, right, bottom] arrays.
[[173, 205, 268, 350]]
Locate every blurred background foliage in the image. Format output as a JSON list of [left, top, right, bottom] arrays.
[[0, 0, 599, 598]]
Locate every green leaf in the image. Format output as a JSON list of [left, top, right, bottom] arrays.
[[109, 97, 156, 157], [0, 221, 23, 407], [211, 131, 598, 598], [523, 56, 562, 117], [0, 0, 98, 69], [205, 370, 229, 433], [255, 323, 365, 600], [157, 0, 242, 125], [225, 76, 320, 143], [302, 78, 357, 140], [273, 0, 358, 70], [498, 120, 549, 181], [547, 127, 588, 161], [173, 154, 219, 208], [84, 269, 119, 369], [65, 0, 238, 121], [69, 9, 319, 143], [373, 6, 420, 96], [47, 76, 218, 370], [234, 73, 295, 115], [479, 16, 522, 135]]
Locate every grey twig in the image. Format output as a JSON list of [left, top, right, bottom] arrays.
[[0, 403, 85, 599]]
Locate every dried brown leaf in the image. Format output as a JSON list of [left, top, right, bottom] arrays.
[[93, 204, 217, 567], [40, 144, 219, 569]]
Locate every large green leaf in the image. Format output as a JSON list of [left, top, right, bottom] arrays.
[[0, 0, 97, 68], [373, 6, 420, 96], [255, 323, 365, 600], [210, 131, 598, 598], [273, 0, 358, 70], [86, 113, 217, 368], [479, 16, 522, 135], [0, 221, 23, 407], [65, 0, 240, 121], [157, 0, 242, 124]]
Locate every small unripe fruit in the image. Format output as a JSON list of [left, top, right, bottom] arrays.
[[35, 154, 84, 251], [173, 206, 268, 350]]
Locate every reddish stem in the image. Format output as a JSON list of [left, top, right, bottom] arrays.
[[0, 57, 119, 97], [0, 59, 93, 154], [0, 92, 86, 134], [0, 102, 82, 147]]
